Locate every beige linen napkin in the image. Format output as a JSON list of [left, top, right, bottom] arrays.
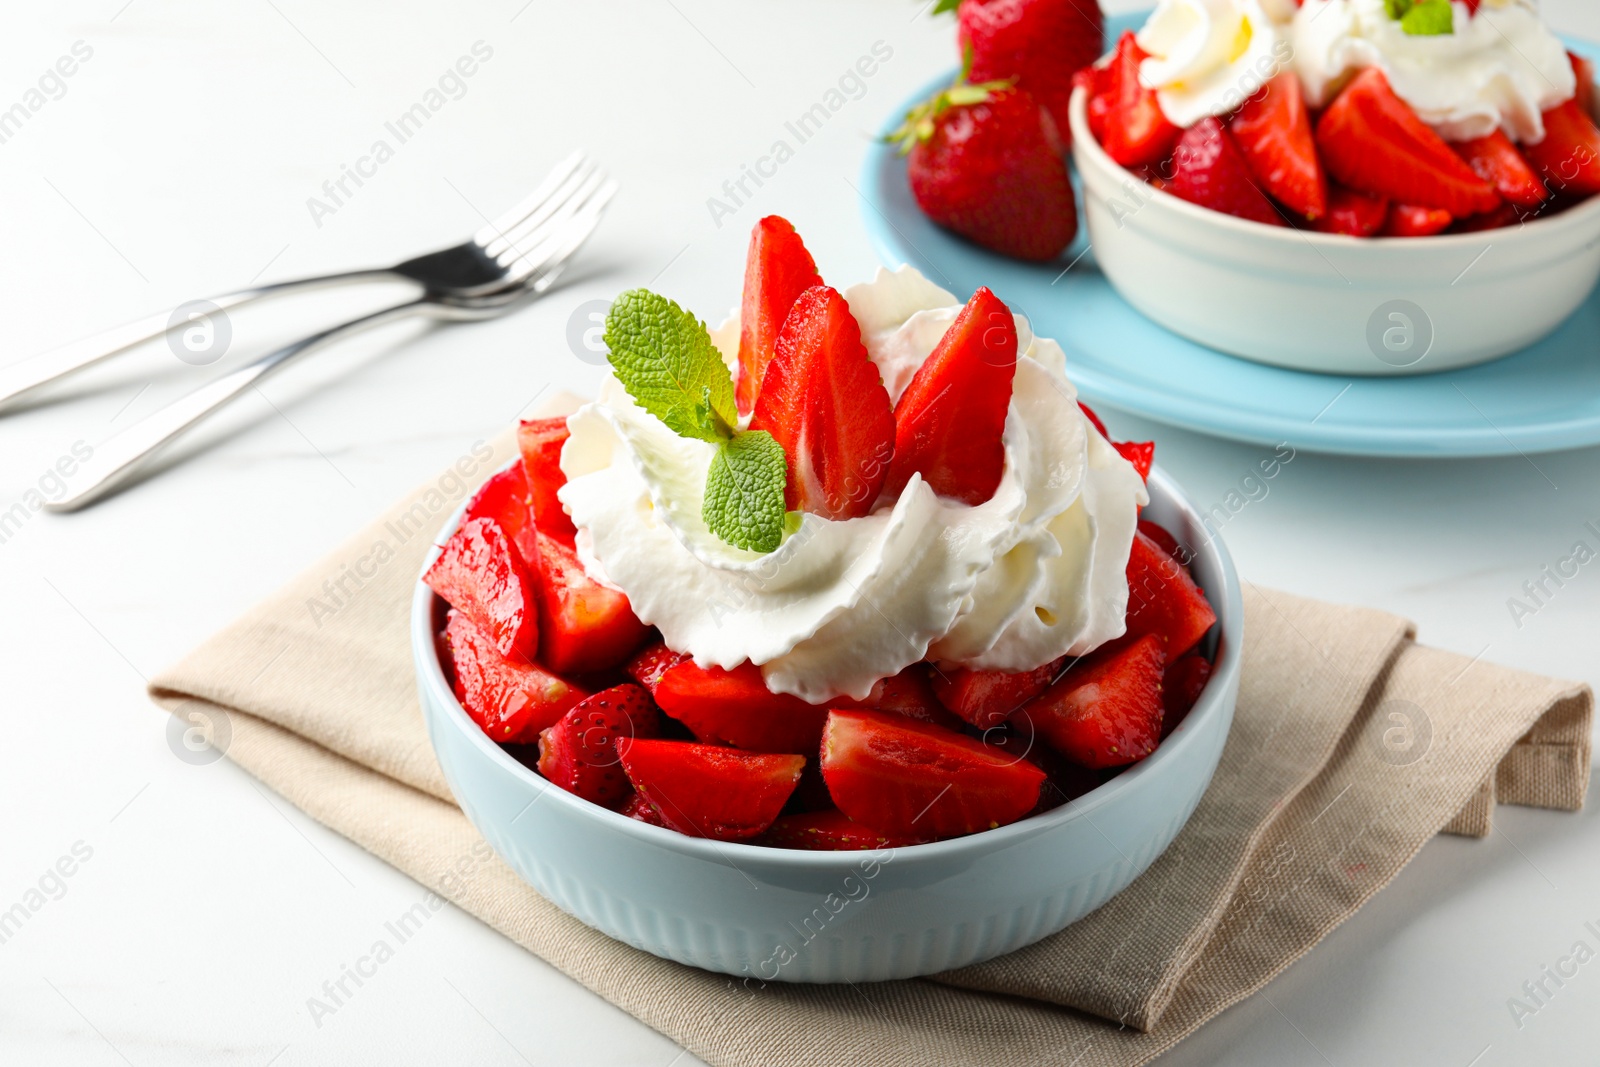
[[150, 421, 1592, 1067]]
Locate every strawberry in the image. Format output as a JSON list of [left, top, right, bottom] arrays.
[[536, 684, 660, 809], [1077, 400, 1109, 439], [760, 808, 923, 851], [1113, 440, 1154, 482], [464, 464, 539, 565], [1379, 203, 1453, 237], [736, 216, 823, 418], [532, 531, 650, 674], [957, 0, 1105, 141], [652, 659, 829, 754], [930, 657, 1064, 730], [619, 740, 804, 841], [748, 286, 896, 520], [820, 709, 1045, 839], [622, 791, 668, 826], [1452, 130, 1548, 207], [1011, 634, 1165, 768], [1524, 97, 1600, 198], [852, 664, 964, 730], [1167, 118, 1285, 227], [1136, 518, 1183, 564], [897, 81, 1078, 261], [1451, 200, 1537, 233], [624, 641, 686, 695], [1314, 68, 1501, 216], [1230, 71, 1328, 220], [881, 286, 1017, 505], [424, 516, 539, 661], [1161, 652, 1213, 739], [1096, 32, 1183, 168], [1313, 184, 1390, 236], [516, 417, 576, 543], [1124, 529, 1217, 658], [443, 610, 586, 743]]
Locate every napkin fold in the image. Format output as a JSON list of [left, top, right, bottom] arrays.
[[150, 421, 1592, 1067]]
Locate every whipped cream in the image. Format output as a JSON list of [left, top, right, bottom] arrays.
[[557, 267, 1148, 704], [1292, 0, 1574, 142], [1137, 0, 1296, 128]]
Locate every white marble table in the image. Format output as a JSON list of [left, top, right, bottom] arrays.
[[3, 2, 1598, 1063]]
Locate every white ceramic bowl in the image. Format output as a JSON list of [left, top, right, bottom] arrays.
[[413, 464, 1242, 983], [1068, 85, 1600, 376]]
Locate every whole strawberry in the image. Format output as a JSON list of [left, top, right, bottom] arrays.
[[955, 0, 1104, 142], [894, 81, 1078, 262]]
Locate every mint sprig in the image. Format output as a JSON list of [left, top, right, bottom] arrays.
[[1385, 0, 1454, 35], [603, 289, 789, 553]]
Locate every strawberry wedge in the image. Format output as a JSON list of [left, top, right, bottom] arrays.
[[1524, 96, 1600, 198], [1168, 118, 1285, 227], [464, 464, 539, 565], [1231, 71, 1328, 220], [1124, 529, 1217, 658], [737, 216, 823, 418], [1012, 634, 1166, 769], [760, 808, 923, 851], [1313, 185, 1390, 237], [1097, 32, 1182, 168], [443, 610, 586, 743], [652, 660, 829, 754], [537, 684, 660, 809], [624, 641, 687, 695], [620, 740, 804, 841], [1453, 130, 1548, 207], [749, 286, 896, 520], [931, 657, 1064, 730], [820, 710, 1045, 839], [532, 532, 650, 674], [517, 416, 577, 542], [882, 286, 1017, 506], [424, 516, 539, 661], [1315, 68, 1501, 217]]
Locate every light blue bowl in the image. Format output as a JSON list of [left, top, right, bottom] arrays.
[[413, 464, 1242, 983]]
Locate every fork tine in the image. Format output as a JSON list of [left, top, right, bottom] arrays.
[[471, 150, 586, 248], [496, 176, 614, 275], [481, 165, 601, 262], [488, 170, 606, 266], [499, 182, 617, 290]]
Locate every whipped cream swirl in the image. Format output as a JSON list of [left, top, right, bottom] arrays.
[[557, 267, 1148, 704], [1293, 0, 1575, 142], [1137, 0, 1297, 128]]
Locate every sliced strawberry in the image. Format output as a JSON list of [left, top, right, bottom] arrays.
[[1379, 203, 1453, 237], [653, 659, 829, 754], [624, 641, 686, 695], [760, 808, 923, 851], [620, 740, 804, 841], [1113, 440, 1154, 482], [537, 684, 660, 810], [820, 710, 1045, 839], [1524, 96, 1600, 197], [1451, 200, 1533, 233], [622, 791, 667, 826], [1453, 130, 1548, 207], [464, 465, 539, 565], [737, 216, 823, 418], [1075, 62, 1112, 145], [1077, 400, 1109, 439], [901, 83, 1078, 261], [853, 664, 964, 730], [532, 532, 650, 674], [959, 0, 1104, 140], [424, 517, 538, 661], [1012, 634, 1165, 768], [1125, 529, 1217, 658], [1313, 184, 1390, 237], [1167, 118, 1285, 227], [748, 286, 895, 520], [1135, 518, 1183, 564], [1315, 68, 1501, 216], [1098, 31, 1183, 168], [881, 286, 1017, 506], [1161, 652, 1213, 739], [443, 610, 586, 743], [930, 657, 1063, 730], [516, 417, 576, 543], [1231, 71, 1328, 220], [982, 726, 1104, 810]]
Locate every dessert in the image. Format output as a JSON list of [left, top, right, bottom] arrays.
[[1082, 1, 1600, 236], [425, 216, 1219, 848]]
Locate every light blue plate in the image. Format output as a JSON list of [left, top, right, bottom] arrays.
[[859, 14, 1600, 457]]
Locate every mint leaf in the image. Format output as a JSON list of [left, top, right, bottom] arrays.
[[1400, 0, 1453, 34], [1384, 0, 1411, 19], [604, 289, 737, 443], [703, 430, 788, 553], [930, 0, 960, 13]]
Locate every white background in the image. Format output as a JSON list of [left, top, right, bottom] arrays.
[[3, 1, 1599, 1064]]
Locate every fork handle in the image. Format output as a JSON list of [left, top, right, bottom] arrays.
[[46, 295, 430, 512], [0, 269, 392, 409]]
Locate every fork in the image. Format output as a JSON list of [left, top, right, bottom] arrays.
[[44, 168, 616, 512], [0, 151, 599, 410]]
